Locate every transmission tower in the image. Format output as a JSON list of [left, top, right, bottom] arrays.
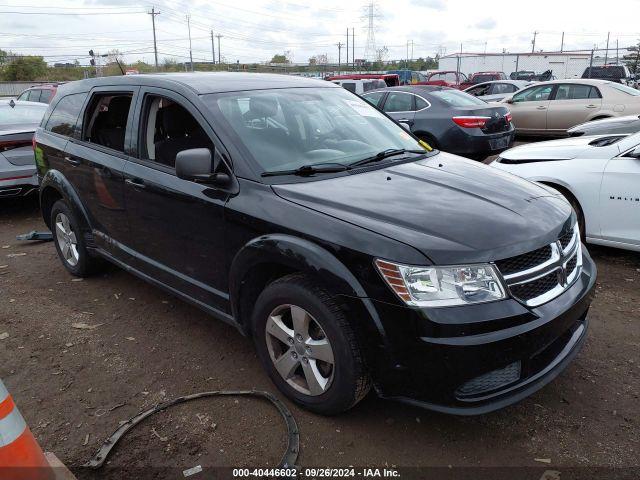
[[362, 2, 379, 62]]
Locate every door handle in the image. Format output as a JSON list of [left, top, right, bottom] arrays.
[[536, 106, 547, 110], [125, 178, 146, 189], [586, 104, 598, 109], [64, 156, 80, 166]]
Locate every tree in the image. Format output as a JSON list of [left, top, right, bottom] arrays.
[[308, 57, 317, 66], [269, 53, 288, 64], [622, 41, 640, 74], [1, 56, 47, 81]]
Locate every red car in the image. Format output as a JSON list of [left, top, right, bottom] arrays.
[[425, 71, 468, 89], [459, 71, 508, 90], [16, 84, 60, 104]]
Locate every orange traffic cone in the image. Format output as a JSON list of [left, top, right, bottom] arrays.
[[0, 379, 55, 480]]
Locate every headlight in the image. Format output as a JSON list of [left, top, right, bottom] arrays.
[[375, 259, 507, 307]]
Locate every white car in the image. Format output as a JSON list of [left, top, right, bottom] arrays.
[[492, 132, 640, 251]]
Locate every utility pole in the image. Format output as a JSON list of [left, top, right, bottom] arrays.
[[148, 7, 160, 70], [210, 30, 215, 65], [604, 31, 610, 64], [186, 14, 193, 71], [346, 28, 349, 71], [352, 28, 355, 70], [531, 31, 538, 53], [560, 31, 564, 52], [337, 42, 343, 73], [616, 38, 619, 65], [216, 34, 222, 64]]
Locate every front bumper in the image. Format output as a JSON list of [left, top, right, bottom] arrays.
[[361, 248, 596, 415]]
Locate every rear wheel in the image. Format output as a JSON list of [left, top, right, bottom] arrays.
[[51, 200, 102, 277], [252, 274, 370, 415]]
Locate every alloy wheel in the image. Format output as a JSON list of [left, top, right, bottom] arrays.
[[55, 212, 79, 267], [265, 304, 335, 396]]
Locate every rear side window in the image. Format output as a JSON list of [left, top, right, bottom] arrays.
[[383, 92, 413, 112], [45, 93, 87, 137], [493, 83, 517, 94], [554, 84, 601, 100], [83, 93, 133, 152]]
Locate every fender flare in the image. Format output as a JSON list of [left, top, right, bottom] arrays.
[[39, 169, 92, 233], [229, 234, 389, 343]]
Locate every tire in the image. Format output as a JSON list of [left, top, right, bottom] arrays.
[[566, 194, 586, 242], [252, 273, 371, 415], [50, 200, 102, 277]]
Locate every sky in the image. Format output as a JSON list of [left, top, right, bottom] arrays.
[[0, 0, 639, 66]]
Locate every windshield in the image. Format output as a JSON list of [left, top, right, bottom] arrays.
[[204, 87, 426, 176], [430, 89, 487, 107], [0, 103, 47, 127]]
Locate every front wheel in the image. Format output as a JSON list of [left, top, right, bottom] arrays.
[[252, 274, 370, 415]]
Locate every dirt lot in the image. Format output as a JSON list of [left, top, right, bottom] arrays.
[[1, 194, 639, 479]]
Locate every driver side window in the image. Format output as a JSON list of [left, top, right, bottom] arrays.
[[139, 95, 214, 169], [512, 85, 553, 103]]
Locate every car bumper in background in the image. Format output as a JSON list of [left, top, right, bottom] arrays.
[[0, 157, 38, 198], [358, 248, 596, 415], [441, 125, 515, 158]]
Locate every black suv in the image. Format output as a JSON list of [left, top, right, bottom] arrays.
[[34, 73, 596, 415]]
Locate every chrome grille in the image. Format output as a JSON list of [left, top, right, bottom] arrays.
[[496, 224, 582, 307]]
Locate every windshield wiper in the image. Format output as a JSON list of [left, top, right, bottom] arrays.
[[349, 148, 427, 168], [261, 162, 351, 177]]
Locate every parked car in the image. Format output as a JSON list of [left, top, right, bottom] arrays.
[[502, 79, 640, 136], [0, 99, 48, 198], [385, 70, 429, 85], [493, 132, 640, 251], [425, 71, 468, 89], [582, 65, 632, 85], [568, 115, 640, 136], [362, 85, 515, 160], [16, 84, 61, 104], [459, 71, 508, 90], [325, 74, 399, 87], [510, 70, 554, 81], [330, 78, 386, 95], [464, 80, 533, 102], [36, 73, 595, 415]]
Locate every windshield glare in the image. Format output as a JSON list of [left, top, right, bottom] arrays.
[[205, 87, 425, 175]]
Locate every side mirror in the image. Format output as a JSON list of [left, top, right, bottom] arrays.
[[398, 121, 411, 131], [175, 148, 230, 185], [505, 98, 514, 104]]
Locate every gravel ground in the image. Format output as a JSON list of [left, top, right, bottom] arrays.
[[0, 191, 638, 479]]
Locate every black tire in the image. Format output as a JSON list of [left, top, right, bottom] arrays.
[[252, 273, 371, 415], [50, 200, 102, 277]]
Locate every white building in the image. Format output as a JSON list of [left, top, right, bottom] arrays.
[[438, 52, 597, 79]]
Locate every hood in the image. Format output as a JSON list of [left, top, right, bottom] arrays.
[[273, 153, 572, 265], [568, 115, 640, 134], [498, 136, 614, 162]]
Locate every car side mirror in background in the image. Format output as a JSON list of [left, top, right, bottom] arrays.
[[175, 148, 231, 186], [399, 121, 411, 131], [505, 98, 514, 104]]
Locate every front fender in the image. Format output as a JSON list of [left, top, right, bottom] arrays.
[[229, 234, 393, 362], [39, 169, 92, 233]]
